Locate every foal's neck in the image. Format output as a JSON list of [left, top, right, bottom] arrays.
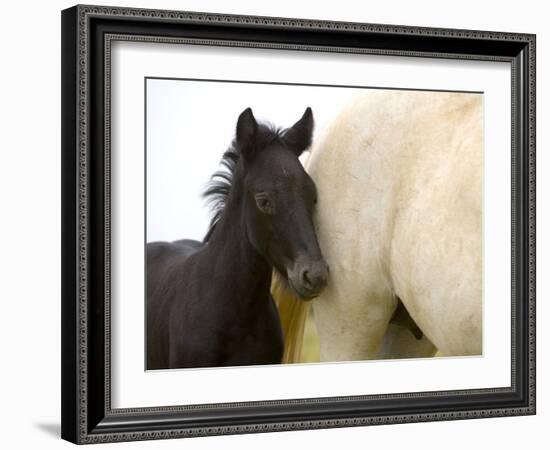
[[205, 210, 272, 308]]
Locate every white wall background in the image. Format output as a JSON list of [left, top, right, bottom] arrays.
[[147, 79, 362, 242], [0, 0, 546, 449]]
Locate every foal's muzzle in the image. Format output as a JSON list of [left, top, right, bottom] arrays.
[[288, 255, 329, 300]]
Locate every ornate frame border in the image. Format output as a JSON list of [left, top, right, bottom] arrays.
[[61, 4, 536, 444]]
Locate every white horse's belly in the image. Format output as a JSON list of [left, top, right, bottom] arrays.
[[308, 90, 483, 360]]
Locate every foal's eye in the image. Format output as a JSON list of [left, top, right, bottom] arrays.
[[254, 193, 275, 214]]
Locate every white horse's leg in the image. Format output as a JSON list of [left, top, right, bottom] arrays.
[[312, 267, 396, 361], [306, 94, 399, 362], [313, 292, 395, 361]]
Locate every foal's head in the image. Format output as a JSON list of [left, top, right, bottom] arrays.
[[205, 107, 328, 299]]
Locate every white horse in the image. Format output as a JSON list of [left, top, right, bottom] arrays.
[[275, 90, 482, 362]]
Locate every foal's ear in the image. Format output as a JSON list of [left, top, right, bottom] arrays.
[[236, 107, 258, 159], [283, 107, 314, 155]]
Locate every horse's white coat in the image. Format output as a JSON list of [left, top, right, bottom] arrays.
[[307, 90, 482, 360]]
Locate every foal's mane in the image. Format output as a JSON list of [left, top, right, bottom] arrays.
[[202, 122, 286, 242]]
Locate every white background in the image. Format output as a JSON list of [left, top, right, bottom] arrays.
[[0, 0, 546, 449], [146, 78, 361, 242]]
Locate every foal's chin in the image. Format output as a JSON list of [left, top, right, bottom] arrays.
[[287, 278, 323, 301]]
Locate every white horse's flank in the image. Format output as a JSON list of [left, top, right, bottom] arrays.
[[306, 90, 482, 361]]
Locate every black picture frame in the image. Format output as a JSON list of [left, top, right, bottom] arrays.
[[61, 4, 536, 444]]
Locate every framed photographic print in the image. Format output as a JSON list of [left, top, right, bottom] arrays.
[[61, 4, 536, 444]]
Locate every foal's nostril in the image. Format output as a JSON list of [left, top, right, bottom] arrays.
[[300, 264, 328, 292], [301, 269, 312, 288], [291, 258, 329, 298]]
